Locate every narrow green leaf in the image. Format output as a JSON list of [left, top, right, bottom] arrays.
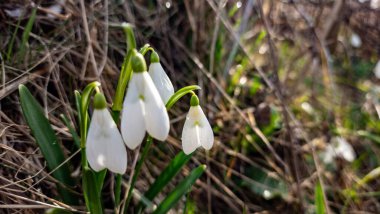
[[240, 165, 288, 199], [19, 7, 37, 58], [60, 114, 80, 148], [152, 165, 206, 214], [315, 182, 326, 214], [18, 84, 77, 204], [82, 150, 103, 214], [74, 91, 82, 127], [138, 152, 193, 212], [166, 85, 201, 110], [112, 51, 133, 112]]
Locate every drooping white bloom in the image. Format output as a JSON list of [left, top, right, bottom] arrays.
[[374, 60, 380, 79], [148, 51, 174, 104], [181, 95, 214, 155], [149, 62, 174, 104], [86, 93, 127, 174], [350, 33, 362, 48], [121, 71, 170, 149], [322, 137, 355, 164]]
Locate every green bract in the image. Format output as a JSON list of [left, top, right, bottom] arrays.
[[151, 51, 160, 63], [190, 94, 200, 106], [131, 50, 147, 72], [94, 93, 107, 109]]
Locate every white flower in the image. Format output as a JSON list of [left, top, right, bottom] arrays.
[[149, 62, 174, 104], [121, 72, 170, 149], [374, 60, 380, 79], [322, 137, 355, 164], [350, 33, 362, 48], [86, 94, 127, 174], [181, 95, 214, 155], [371, 0, 380, 9]]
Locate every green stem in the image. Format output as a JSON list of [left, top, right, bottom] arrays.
[[114, 174, 122, 212], [124, 136, 153, 213], [112, 24, 137, 112]]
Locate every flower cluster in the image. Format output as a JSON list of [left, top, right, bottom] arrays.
[[85, 50, 214, 174]]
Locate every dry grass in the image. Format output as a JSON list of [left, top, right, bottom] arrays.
[[0, 0, 380, 213]]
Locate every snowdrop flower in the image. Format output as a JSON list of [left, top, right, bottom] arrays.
[[322, 137, 355, 164], [350, 33, 362, 48], [86, 93, 127, 174], [148, 51, 174, 104], [181, 95, 214, 155], [374, 60, 380, 79], [121, 51, 170, 149], [371, 0, 380, 9]]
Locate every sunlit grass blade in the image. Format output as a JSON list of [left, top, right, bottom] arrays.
[[152, 165, 206, 214], [18, 84, 77, 205], [166, 85, 201, 110], [137, 152, 193, 212], [315, 182, 326, 214]]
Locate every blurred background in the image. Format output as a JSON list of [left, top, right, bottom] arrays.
[[0, 0, 380, 213]]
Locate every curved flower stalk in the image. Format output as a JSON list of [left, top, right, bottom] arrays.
[[322, 137, 355, 164], [121, 50, 170, 149], [148, 51, 175, 104], [86, 93, 127, 174], [181, 95, 214, 154]]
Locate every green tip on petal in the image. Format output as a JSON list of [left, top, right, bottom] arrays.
[[131, 50, 147, 73], [150, 51, 160, 63], [190, 94, 199, 106], [94, 93, 107, 109]]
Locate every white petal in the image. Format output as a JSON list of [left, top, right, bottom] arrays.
[[142, 72, 170, 141], [350, 33, 362, 48], [86, 110, 108, 172], [370, 0, 380, 9], [93, 109, 127, 174], [121, 74, 146, 149], [322, 145, 335, 164], [149, 63, 175, 104], [374, 60, 380, 79], [335, 137, 355, 162], [195, 106, 214, 150], [181, 114, 200, 155]]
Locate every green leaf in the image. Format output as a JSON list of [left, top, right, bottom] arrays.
[[152, 165, 206, 214], [45, 208, 72, 214], [18, 84, 77, 205], [315, 182, 326, 214], [19, 7, 36, 58], [240, 165, 288, 200], [166, 85, 201, 110], [137, 152, 193, 212], [113, 51, 134, 112], [60, 114, 80, 148], [357, 130, 380, 145]]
